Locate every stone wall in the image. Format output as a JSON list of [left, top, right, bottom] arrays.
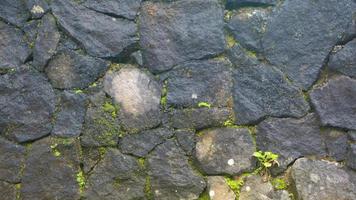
[[0, 0, 355, 200]]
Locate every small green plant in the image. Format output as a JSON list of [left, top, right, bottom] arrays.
[[76, 170, 86, 193], [253, 151, 279, 180], [50, 143, 61, 157], [198, 102, 211, 109], [102, 102, 119, 118], [224, 119, 235, 127], [74, 89, 83, 94], [225, 176, 244, 198], [271, 178, 288, 190]]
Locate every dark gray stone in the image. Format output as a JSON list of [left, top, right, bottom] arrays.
[[239, 175, 290, 200], [21, 137, 80, 200], [0, 137, 25, 183], [347, 144, 356, 170], [83, 0, 142, 20], [348, 131, 356, 142], [261, 0, 355, 89], [226, 0, 277, 10], [166, 60, 232, 108], [26, 0, 49, 19], [139, 0, 225, 73], [227, 7, 271, 51], [147, 140, 206, 200], [23, 20, 40, 47], [32, 13, 60, 71], [130, 50, 143, 66], [310, 76, 356, 130], [256, 114, 327, 173], [0, 0, 29, 27], [329, 38, 356, 78], [0, 181, 16, 200], [46, 49, 109, 89], [323, 130, 348, 161], [84, 148, 146, 200], [169, 108, 232, 130], [291, 158, 356, 200], [0, 70, 56, 143], [104, 67, 161, 133], [81, 91, 121, 147], [119, 128, 174, 157], [0, 21, 31, 72], [175, 129, 196, 156], [233, 64, 309, 125], [195, 128, 255, 175], [52, 91, 87, 138], [227, 44, 260, 67], [51, 0, 137, 58]]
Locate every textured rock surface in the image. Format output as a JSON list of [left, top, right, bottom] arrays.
[[52, 91, 87, 137], [0, 137, 25, 183], [226, 0, 277, 9], [207, 176, 236, 200], [169, 108, 232, 130], [0, 181, 16, 200], [256, 114, 326, 172], [139, 0, 225, 73], [291, 158, 356, 200], [51, 0, 137, 58], [119, 128, 174, 157], [0, 21, 30, 71], [323, 130, 348, 161], [104, 67, 161, 132], [261, 0, 355, 89], [147, 140, 206, 200], [175, 129, 196, 156], [233, 64, 309, 124], [165, 60, 232, 108], [0, 0, 29, 27], [21, 138, 80, 200], [195, 128, 255, 175], [310, 76, 356, 130], [329, 38, 356, 78], [0, 70, 56, 143], [83, 0, 142, 20], [239, 175, 290, 200], [84, 148, 146, 200], [26, 0, 49, 19], [347, 144, 356, 170], [32, 13, 60, 71], [46, 49, 108, 89]]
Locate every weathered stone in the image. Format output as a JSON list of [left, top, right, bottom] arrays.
[[0, 181, 16, 200], [51, 0, 137, 58], [26, 0, 49, 19], [256, 114, 327, 173], [83, 0, 142, 20], [262, 0, 355, 89], [21, 137, 80, 200], [119, 128, 174, 157], [32, 13, 60, 71], [52, 91, 87, 138], [348, 130, 356, 142], [239, 175, 290, 200], [0, 21, 31, 72], [46, 49, 109, 89], [81, 91, 121, 147], [0, 0, 29, 27], [23, 20, 40, 46], [310, 76, 356, 130], [175, 129, 196, 156], [130, 50, 143, 66], [227, 7, 270, 51], [0, 137, 25, 183], [57, 34, 80, 51], [227, 44, 260, 67], [347, 144, 356, 170], [81, 147, 102, 174], [226, 0, 277, 10], [323, 130, 348, 161], [207, 176, 236, 200], [0, 69, 56, 143], [233, 64, 309, 125], [147, 140, 206, 200], [291, 158, 356, 200], [195, 128, 255, 175], [84, 148, 146, 200], [166, 60, 232, 108], [139, 0, 225, 73], [329, 38, 356, 78], [104, 67, 161, 133]]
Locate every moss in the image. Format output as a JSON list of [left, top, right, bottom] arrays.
[[94, 117, 120, 146], [198, 102, 211, 109], [224, 10, 234, 21], [145, 175, 153, 200], [138, 158, 145, 168], [271, 178, 288, 190], [226, 33, 237, 48], [76, 170, 86, 194], [197, 190, 210, 200], [160, 80, 168, 108], [50, 143, 61, 157], [15, 183, 21, 200], [225, 176, 244, 199], [74, 89, 84, 94], [102, 102, 119, 118]]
